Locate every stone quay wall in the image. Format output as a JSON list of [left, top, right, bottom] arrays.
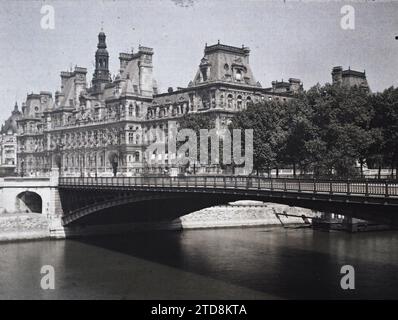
[[0, 201, 319, 241], [179, 201, 319, 229], [62, 201, 319, 238], [0, 213, 50, 241]]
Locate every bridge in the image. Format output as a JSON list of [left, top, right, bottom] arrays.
[[58, 176, 398, 227]]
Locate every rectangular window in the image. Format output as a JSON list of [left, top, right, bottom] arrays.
[[129, 132, 134, 144]]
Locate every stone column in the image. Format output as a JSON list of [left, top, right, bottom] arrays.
[[48, 168, 66, 238]]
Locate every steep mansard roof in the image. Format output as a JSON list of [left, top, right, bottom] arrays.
[[192, 43, 260, 87], [1, 103, 22, 134]]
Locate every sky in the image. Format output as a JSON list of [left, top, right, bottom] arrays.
[[0, 0, 397, 123]]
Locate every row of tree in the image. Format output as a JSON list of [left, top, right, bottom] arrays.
[[179, 84, 398, 178], [229, 84, 398, 178]]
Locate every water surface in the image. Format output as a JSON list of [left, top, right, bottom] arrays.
[[1, 227, 397, 299]]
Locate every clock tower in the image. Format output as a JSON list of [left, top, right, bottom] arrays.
[[92, 31, 110, 92]]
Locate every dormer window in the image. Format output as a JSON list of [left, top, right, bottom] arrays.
[[235, 70, 242, 81], [199, 57, 210, 82], [201, 68, 208, 81]]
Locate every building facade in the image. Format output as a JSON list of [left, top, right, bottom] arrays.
[[331, 66, 369, 91], [0, 103, 21, 176], [14, 32, 302, 177]]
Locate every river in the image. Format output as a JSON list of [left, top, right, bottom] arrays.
[[0, 227, 398, 299]]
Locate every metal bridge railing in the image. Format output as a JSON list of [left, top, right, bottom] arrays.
[[58, 176, 398, 198]]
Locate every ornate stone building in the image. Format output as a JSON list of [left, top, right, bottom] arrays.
[[0, 103, 21, 176], [15, 32, 302, 177], [331, 66, 369, 91]]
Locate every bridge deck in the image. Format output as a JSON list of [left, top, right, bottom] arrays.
[[59, 176, 398, 198], [58, 176, 398, 226]]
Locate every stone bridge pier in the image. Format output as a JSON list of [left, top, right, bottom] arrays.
[[0, 169, 65, 238]]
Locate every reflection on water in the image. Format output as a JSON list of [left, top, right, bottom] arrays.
[[1, 227, 398, 299]]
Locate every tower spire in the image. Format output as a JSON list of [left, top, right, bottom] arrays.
[[92, 30, 110, 91]]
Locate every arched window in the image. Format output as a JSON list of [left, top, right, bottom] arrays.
[[134, 152, 140, 162], [211, 92, 216, 108], [237, 95, 242, 110], [246, 96, 252, 108], [227, 94, 233, 109]]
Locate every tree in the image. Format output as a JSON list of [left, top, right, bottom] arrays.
[[229, 83, 378, 178], [307, 84, 374, 177], [229, 101, 287, 176], [108, 151, 118, 177], [281, 93, 316, 176], [369, 87, 398, 178], [174, 84, 397, 179], [177, 113, 216, 173], [178, 112, 216, 134]]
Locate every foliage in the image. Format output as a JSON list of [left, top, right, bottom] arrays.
[[178, 112, 216, 134], [229, 101, 287, 174], [108, 151, 118, 176], [369, 87, 398, 174], [229, 83, 398, 178]]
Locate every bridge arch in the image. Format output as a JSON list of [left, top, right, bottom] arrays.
[[60, 191, 233, 226], [59, 176, 398, 226], [16, 191, 43, 213]]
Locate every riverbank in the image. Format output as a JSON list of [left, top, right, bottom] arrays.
[[0, 212, 50, 242], [0, 201, 318, 242], [179, 201, 318, 229]]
